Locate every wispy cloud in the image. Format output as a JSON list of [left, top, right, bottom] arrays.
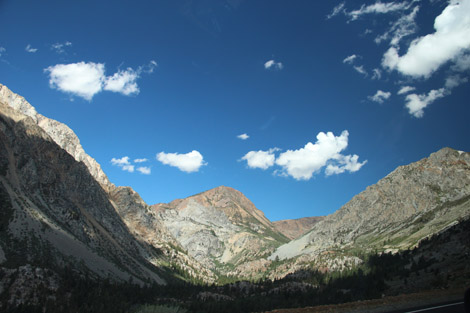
[[134, 158, 148, 163], [331, 0, 470, 118], [157, 150, 206, 173], [264, 59, 283, 70], [0, 47, 6, 57], [343, 54, 358, 64], [51, 41, 72, 54], [45, 60, 157, 100], [397, 86, 415, 95], [368, 90, 391, 103], [347, 1, 410, 21], [25, 44, 38, 53], [327, 2, 346, 19]]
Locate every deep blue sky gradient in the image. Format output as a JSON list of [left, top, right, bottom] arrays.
[[1, 0, 469, 221]]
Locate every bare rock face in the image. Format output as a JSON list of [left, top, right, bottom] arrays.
[[153, 186, 288, 276], [0, 100, 166, 285], [273, 217, 324, 240], [271, 148, 470, 261], [0, 84, 113, 192]]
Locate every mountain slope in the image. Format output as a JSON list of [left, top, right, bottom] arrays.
[[153, 186, 289, 277], [271, 147, 470, 262], [0, 100, 167, 284], [273, 216, 324, 240]]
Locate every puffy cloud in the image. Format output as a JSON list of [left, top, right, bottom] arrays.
[[343, 54, 358, 64], [111, 156, 131, 166], [241, 148, 279, 170], [348, 1, 410, 21], [237, 133, 249, 140], [157, 150, 206, 173], [368, 90, 391, 103], [45, 62, 105, 101], [382, 0, 470, 78], [111, 156, 135, 172], [51, 41, 72, 54], [103, 68, 139, 96], [325, 154, 367, 176], [137, 166, 151, 175], [397, 85, 416, 95], [45, 61, 157, 100], [404, 88, 446, 118], [264, 60, 283, 70], [275, 130, 365, 180], [134, 158, 148, 163], [25, 44, 38, 53]]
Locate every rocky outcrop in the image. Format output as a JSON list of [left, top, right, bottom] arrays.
[[273, 217, 324, 240], [0, 84, 113, 192], [271, 148, 470, 261], [153, 186, 289, 276]]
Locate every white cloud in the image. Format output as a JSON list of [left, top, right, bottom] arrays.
[[264, 60, 283, 70], [142, 60, 158, 74], [348, 1, 410, 21], [237, 133, 249, 140], [275, 130, 365, 180], [368, 90, 391, 103], [111, 156, 135, 172], [51, 41, 72, 54], [157, 150, 206, 173], [241, 148, 279, 170], [382, 0, 470, 78], [452, 53, 470, 72], [445, 74, 468, 89], [353, 65, 368, 76], [0, 47, 6, 57], [103, 68, 139, 96], [397, 85, 416, 95], [343, 54, 358, 64], [404, 88, 446, 118], [375, 6, 419, 46], [45, 61, 157, 100], [111, 156, 131, 166], [327, 2, 346, 19], [325, 154, 367, 176], [372, 68, 382, 80], [25, 44, 38, 53], [122, 164, 135, 173], [45, 62, 105, 101], [137, 166, 151, 175], [134, 158, 148, 163]]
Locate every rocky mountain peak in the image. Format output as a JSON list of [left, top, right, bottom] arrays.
[[0, 84, 113, 192]]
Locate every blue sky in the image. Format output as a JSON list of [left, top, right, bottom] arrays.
[[1, 0, 469, 221]]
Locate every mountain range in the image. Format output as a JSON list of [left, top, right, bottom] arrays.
[[0, 83, 469, 308]]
